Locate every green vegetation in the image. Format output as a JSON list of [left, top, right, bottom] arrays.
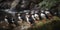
[[39, 0, 60, 9], [28, 17, 60, 30]]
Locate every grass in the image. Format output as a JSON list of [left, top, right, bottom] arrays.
[[27, 16, 60, 30]]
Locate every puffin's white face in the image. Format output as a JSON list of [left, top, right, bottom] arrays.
[[26, 13, 29, 15], [18, 14, 20, 16], [21, 5, 25, 8], [54, 12, 57, 15], [31, 11, 34, 14], [41, 10, 44, 12], [5, 15, 7, 17]]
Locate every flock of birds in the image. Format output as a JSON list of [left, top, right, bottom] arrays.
[[0, 9, 53, 27]]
